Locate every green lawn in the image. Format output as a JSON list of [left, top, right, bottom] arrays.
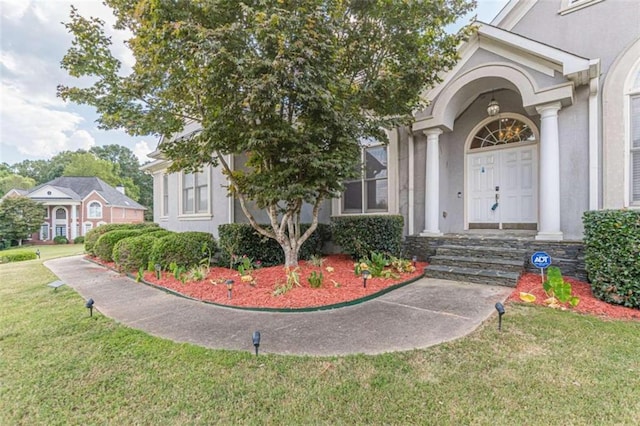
[[1, 245, 639, 425]]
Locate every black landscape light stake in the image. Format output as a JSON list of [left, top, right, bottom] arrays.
[[35, 249, 41, 259], [252, 331, 261, 356], [154, 263, 162, 279], [412, 255, 417, 268], [362, 270, 371, 288], [226, 279, 234, 299], [85, 298, 95, 317], [495, 302, 505, 331]]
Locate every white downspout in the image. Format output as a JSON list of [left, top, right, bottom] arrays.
[[227, 154, 234, 223]]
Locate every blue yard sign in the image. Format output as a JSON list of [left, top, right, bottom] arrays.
[[531, 251, 551, 281], [531, 252, 551, 268]]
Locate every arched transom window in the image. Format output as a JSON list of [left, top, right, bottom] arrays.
[[88, 201, 102, 218], [470, 117, 536, 150]]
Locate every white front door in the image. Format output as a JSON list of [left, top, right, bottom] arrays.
[[467, 144, 538, 228]]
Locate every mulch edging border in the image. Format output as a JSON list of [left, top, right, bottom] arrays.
[[84, 256, 426, 313]]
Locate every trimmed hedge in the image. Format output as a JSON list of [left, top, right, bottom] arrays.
[[0, 250, 38, 263], [583, 209, 640, 309], [94, 229, 145, 262], [331, 215, 404, 260], [53, 236, 68, 244], [217, 223, 330, 267], [84, 222, 159, 255], [150, 232, 217, 269], [114, 235, 160, 272], [73, 236, 85, 244]]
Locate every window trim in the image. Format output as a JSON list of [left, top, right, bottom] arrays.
[[40, 223, 49, 241], [559, 0, 604, 16], [627, 64, 640, 206], [87, 201, 103, 219], [178, 167, 212, 218], [83, 222, 93, 235], [333, 129, 398, 216], [161, 173, 170, 218]]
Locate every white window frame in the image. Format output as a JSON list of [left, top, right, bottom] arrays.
[[87, 201, 103, 219], [333, 129, 398, 216], [627, 64, 640, 206], [559, 0, 604, 16], [178, 167, 212, 218], [161, 173, 169, 217], [40, 223, 49, 241], [83, 222, 93, 235]]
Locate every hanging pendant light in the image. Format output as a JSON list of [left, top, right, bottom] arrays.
[[487, 96, 500, 117]]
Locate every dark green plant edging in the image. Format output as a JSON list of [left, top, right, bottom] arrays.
[[84, 256, 425, 313]]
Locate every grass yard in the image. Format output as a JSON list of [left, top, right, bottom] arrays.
[[1, 245, 639, 425]]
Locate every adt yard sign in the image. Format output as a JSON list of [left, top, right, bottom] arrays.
[[531, 252, 551, 268]]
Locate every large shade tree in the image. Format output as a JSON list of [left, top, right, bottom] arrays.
[[0, 196, 46, 246], [58, 0, 475, 266]]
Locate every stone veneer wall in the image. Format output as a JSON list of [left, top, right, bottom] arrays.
[[404, 236, 587, 281]]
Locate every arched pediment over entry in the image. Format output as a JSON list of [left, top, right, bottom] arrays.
[[414, 62, 574, 132]]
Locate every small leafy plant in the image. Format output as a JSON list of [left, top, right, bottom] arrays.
[[543, 266, 580, 308], [308, 271, 323, 288], [308, 254, 325, 267]]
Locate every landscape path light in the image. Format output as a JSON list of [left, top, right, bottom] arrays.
[[495, 302, 505, 331], [225, 279, 234, 299], [85, 298, 95, 317], [252, 331, 261, 356], [361, 270, 371, 288]]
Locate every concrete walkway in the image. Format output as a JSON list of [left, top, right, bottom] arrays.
[[45, 256, 512, 356]]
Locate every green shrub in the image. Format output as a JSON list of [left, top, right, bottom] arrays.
[[331, 215, 404, 260], [94, 229, 145, 262], [53, 235, 68, 244], [113, 234, 164, 272], [84, 222, 159, 255], [217, 223, 330, 267], [583, 209, 640, 309], [0, 250, 38, 263], [150, 232, 217, 269], [73, 236, 85, 244]]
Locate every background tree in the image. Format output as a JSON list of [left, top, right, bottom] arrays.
[[12, 151, 79, 185], [0, 196, 46, 246], [90, 145, 153, 217], [58, 0, 475, 266], [0, 174, 36, 198]]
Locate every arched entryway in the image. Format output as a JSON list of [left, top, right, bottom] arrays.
[[53, 207, 68, 238], [465, 114, 539, 230]]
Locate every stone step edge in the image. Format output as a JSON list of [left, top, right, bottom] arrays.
[[430, 255, 525, 268]]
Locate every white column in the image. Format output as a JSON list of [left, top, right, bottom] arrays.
[[535, 102, 563, 241], [408, 131, 415, 235], [71, 205, 78, 240], [420, 128, 443, 236]]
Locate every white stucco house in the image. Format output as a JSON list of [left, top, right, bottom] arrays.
[[143, 0, 639, 283]]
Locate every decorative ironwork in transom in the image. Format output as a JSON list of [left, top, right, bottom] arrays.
[[470, 117, 535, 150]]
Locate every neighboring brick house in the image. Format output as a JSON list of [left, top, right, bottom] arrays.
[[3, 176, 145, 243]]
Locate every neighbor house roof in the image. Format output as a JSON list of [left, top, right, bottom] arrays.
[[26, 176, 146, 210]]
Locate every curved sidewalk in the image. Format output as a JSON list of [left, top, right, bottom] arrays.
[[45, 256, 512, 356]]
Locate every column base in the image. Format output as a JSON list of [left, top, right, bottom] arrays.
[[420, 230, 443, 237], [535, 231, 563, 241]]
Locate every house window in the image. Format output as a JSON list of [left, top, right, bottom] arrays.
[[84, 222, 93, 235], [88, 201, 102, 218], [55, 208, 66, 219], [470, 117, 535, 150], [631, 94, 640, 204], [162, 174, 169, 216], [181, 170, 209, 214], [40, 223, 49, 241], [342, 141, 388, 213], [55, 225, 66, 237]]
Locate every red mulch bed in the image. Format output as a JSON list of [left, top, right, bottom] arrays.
[[90, 256, 639, 319], [92, 254, 427, 310], [508, 272, 640, 321]]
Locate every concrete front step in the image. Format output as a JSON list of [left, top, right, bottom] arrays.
[[429, 255, 525, 274], [436, 244, 527, 261], [424, 264, 520, 287]]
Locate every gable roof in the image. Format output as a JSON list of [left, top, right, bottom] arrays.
[[26, 177, 146, 210]]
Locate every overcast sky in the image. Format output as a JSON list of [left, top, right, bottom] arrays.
[[0, 0, 508, 167]]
